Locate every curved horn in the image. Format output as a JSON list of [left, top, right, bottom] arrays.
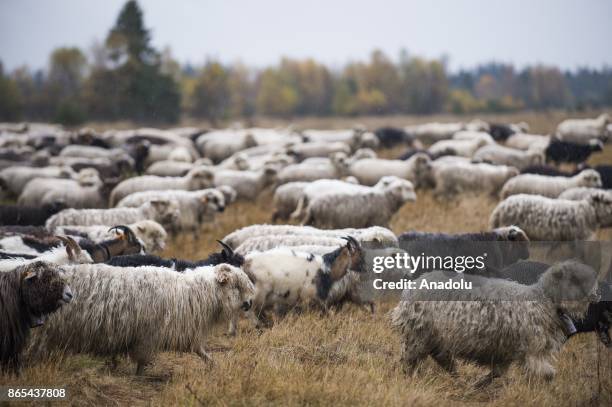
[[109, 225, 138, 243], [64, 235, 81, 255], [216, 240, 234, 255]]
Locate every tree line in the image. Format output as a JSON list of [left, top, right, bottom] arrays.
[[1, 0, 611, 125]]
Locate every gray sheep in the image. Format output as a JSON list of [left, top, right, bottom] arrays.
[[490, 192, 612, 240], [391, 260, 598, 386]]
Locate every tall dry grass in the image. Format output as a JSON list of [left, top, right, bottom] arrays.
[[1, 113, 611, 406]]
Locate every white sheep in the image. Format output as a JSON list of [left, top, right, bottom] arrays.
[[428, 137, 490, 158], [109, 166, 214, 206], [500, 169, 602, 199], [116, 188, 226, 230], [27, 263, 255, 374], [196, 130, 258, 163], [223, 224, 398, 250], [45, 200, 180, 231], [287, 141, 351, 160], [276, 152, 350, 185], [235, 235, 345, 255], [348, 154, 432, 187], [472, 144, 544, 170], [489, 192, 612, 240], [214, 167, 278, 200], [433, 162, 519, 199], [298, 177, 416, 228], [556, 114, 610, 144], [0, 166, 75, 197], [54, 220, 168, 254], [243, 237, 361, 325], [558, 187, 612, 201], [505, 133, 551, 152], [145, 158, 212, 177], [404, 122, 465, 143]]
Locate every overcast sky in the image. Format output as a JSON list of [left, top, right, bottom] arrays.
[[1, 0, 611, 72]]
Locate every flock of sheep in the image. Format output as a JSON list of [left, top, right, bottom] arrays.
[[0, 113, 610, 389]]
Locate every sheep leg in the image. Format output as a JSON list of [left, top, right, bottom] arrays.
[[524, 354, 556, 381], [227, 316, 238, 336], [399, 337, 429, 376], [474, 363, 509, 388], [430, 350, 456, 376], [196, 347, 214, 365], [130, 347, 153, 376]]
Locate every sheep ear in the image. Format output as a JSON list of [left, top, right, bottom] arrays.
[[551, 269, 564, 280], [23, 271, 38, 281], [215, 268, 230, 285]]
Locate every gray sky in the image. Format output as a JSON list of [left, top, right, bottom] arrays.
[[1, 0, 611, 72]]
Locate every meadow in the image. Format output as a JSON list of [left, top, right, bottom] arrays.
[[1, 111, 611, 406]]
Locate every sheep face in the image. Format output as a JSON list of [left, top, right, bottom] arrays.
[[330, 152, 350, 175], [540, 261, 598, 318], [590, 192, 612, 227], [188, 167, 215, 190], [214, 264, 255, 317], [134, 221, 167, 253], [386, 179, 417, 203], [17, 261, 73, 325], [148, 200, 181, 229], [578, 169, 603, 188], [262, 166, 278, 186]]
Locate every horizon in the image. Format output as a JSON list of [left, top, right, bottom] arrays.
[[1, 0, 612, 73]]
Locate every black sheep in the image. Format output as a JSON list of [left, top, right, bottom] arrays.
[[594, 165, 612, 189], [374, 127, 412, 148], [106, 240, 244, 270], [489, 123, 517, 141], [521, 165, 579, 177], [0, 261, 72, 373], [545, 138, 603, 164], [0, 202, 67, 226]]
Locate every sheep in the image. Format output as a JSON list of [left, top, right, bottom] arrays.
[[500, 169, 602, 199], [472, 144, 544, 170], [1, 261, 73, 373], [272, 179, 366, 222], [0, 202, 67, 226], [498, 261, 612, 347], [196, 130, 258, 163], [45, 200, 180, 232], [109, 166, 215, 206], [521, 165, 578, 177], [297, 178, 416, 229], [116, 188, 226, 231], [545, 138, 603, 164], [0, 236, 94, 272], [404, 122, 465, 144], [49, 155, 134, 180], [0, 166, 75, 197], [593, 165, 612, 189], [433, 162, 519, 199], [59, 145, 132, 162], [489, 192, 612, 240], [106, 240, 242, 270], [428, 137, 490, 158], [145, 158, 213, 177], [374, 127, 421, 149], [243, 237, 362, 325], [505, 133, 550, 151], [54, 220, 167, 254], [556, 114, 610, 144], [452, 130, 494, 144], [286, 141, 351, 161], [397, 226, 530, 278], [558, 187, 612, 201], [235, 235, 346, 255], [348, 154, 432, 187], [276, 153, 349, 185], [391, 260, 598, 385], [27, 263, 255, 374], [18, 174, 113, 209], [488, 122, 529, 141], [213, 167, 278, 200], [223, 224, 398, 250]]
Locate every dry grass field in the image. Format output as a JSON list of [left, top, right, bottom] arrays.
[[1, 112, 611, 406]]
